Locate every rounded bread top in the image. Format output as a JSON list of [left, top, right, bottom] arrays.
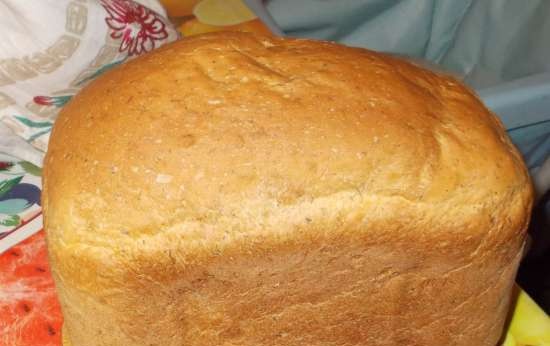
[[43, 32, 532, 247]]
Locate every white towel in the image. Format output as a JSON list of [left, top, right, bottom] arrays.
[[0, 0, 178, 165]]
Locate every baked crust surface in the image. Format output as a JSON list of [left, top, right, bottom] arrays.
[[44, 32, 533, 346]]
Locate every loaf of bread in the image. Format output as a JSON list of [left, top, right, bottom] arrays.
[[43, 32, 533, 346]]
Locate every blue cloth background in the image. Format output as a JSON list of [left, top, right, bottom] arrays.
[[257, 0, 550, 169]]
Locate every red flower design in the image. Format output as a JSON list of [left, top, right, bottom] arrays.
[[0, 162, 13, 171], [33, 95, 72, 107], [33, 96, 52, 106], [100, 0, 169, 56]]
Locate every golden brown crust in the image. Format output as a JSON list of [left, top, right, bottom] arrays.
[[43, 32, 533, 346]]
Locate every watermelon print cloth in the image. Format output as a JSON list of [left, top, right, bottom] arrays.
[[0, 230, 62, 346]]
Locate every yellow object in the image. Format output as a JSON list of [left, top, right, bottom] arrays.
[[179, 18, 272, 36], [193, 0, 257, 26], [502, 332, 517, 346], [508, 288, 550, 346], [179, 18, 221, 36], [159, 0, 201, 17]]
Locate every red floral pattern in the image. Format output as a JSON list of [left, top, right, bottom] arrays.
[[0, 162, 13, 171], [100, 0, 169, 56], [33, 95, 72, 108]]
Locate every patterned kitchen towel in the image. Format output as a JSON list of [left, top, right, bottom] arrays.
[[0, 0, 178, 162], [0, 153, 43, 254]]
